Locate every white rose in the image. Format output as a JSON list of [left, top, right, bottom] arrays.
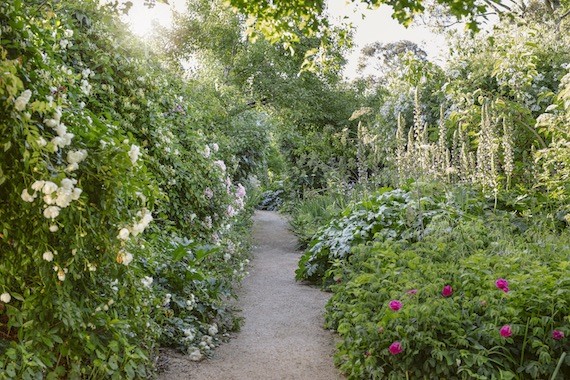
[[71, 187, 82, 200], [208, 324, 218, 336], [31, 180, 45, 192], [14, 89, 32, 111], [43, 206, 61, 219], [128, 144, 140, 165], [21, 189, 35, 202], [0, 292, 11, 303], [117, 228, 130, 240], [43, 251, 54, 262], [49, 225, 58, 232], [42, 181, 58, 195]]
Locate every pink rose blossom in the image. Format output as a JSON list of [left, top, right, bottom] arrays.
[[389, 300, 402, 311], [495, 278, 509, 293], [389, 341, 403, 355], [500, 325, 512, 338], [442, 285, 453, 297], [552, 330, 565, 340]]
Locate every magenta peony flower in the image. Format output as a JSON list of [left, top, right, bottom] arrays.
[[389, 341, 403, 355], [552, 330, 565, 340], [500, 325, 512, 338], [495, 278, 509, 293], [389, 300, 402, 311], [442, 285, 453, 297], [406, 289, 418, 295]]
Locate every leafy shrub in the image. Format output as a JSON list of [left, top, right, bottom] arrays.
[[326, 216, 570, 379], [296, 185, 485, 284], [0, 1, 258, 377]]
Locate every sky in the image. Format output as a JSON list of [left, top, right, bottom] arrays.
[[124, 0, 448, 79]]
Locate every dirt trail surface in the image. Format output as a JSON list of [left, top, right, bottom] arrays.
[[159, 210, 343, 380]]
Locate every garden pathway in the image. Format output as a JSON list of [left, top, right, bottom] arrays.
[[159, 210, 343, 380]]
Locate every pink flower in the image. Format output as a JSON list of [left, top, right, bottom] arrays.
[[389, 300, 402, 311], [552, 330, 565, 340], [406, 289, 418, 295], [495, 278, 509, 293], [388, 341, 402, 355], [500, 325, 512, 338], [442, 285, 453, 297]]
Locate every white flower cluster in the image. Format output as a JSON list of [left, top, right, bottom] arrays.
[[129, 144, 141, 165], [44, 108, 75, 152], [22, 178, 82, 220], [117, 208, 153, 242], [14, 89, 32, 111], [116, 249, 133, 266], [141, 276, 153, 288]]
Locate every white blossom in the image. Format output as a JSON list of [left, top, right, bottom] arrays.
[[43, 206, 61, 219], [63, 29, 74, 38], [37, 137, 47, 147], [117, 228, 130, 240], [67, 149, 87, 164], [31, 180, 45, 192], [117, 250, 133, 266], [42, 181, 58, 195], [49, 225, 58, 232], [42, 251, 54, 262], [21, 188, 35, 202], [129, 144, 140, 165], [211, 143, 219, 152], [208, 324, 218, 336], [0, 293, 11, 303], [14, 89, 32, 111]]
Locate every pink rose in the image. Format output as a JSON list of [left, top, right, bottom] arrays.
[[389, 300, 402, 311], [389, 341, 402, 355], [495, 278, 509, 293], [442, 285, 453, 297], [500, 325, 512, 338], [552, 330, 565, 340]]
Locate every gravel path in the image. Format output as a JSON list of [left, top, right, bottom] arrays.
[[159, 210, 343, 380]]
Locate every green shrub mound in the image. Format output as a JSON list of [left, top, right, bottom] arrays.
[[326, 217, 570, 379], [296, 186, 483, 285]]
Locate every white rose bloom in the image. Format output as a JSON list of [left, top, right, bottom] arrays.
[[14, 89, 32, 111], [37, 137, 47, 147], [57, 268, 66, 281], [62, 133, 74, 146], [66, 163, 79, 172], [71, 187, 82, 200], [43, 206, 61, 219], [43, 194, 56, 205], [49, 225, 58, 232], [0, 292, 11, 303], [21, 189, 35, 202], [43, 251, 54, 262], [55, 188, 73, 208], [55, 123, 67, 137], [208, 324, 218, 336], [60, 178, 76, 190], [214, 160, 226, 172], [117, 250, 133, 266], [64, 29, 73, 38], [117, 228, 130, 240], [67, 150, 87, 165], [44, 118, 59, 128], [129, 144, 140, 165], [42, 181, 58, 195], [31, 180, 45, 192], [212, 143, 219, 152]]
